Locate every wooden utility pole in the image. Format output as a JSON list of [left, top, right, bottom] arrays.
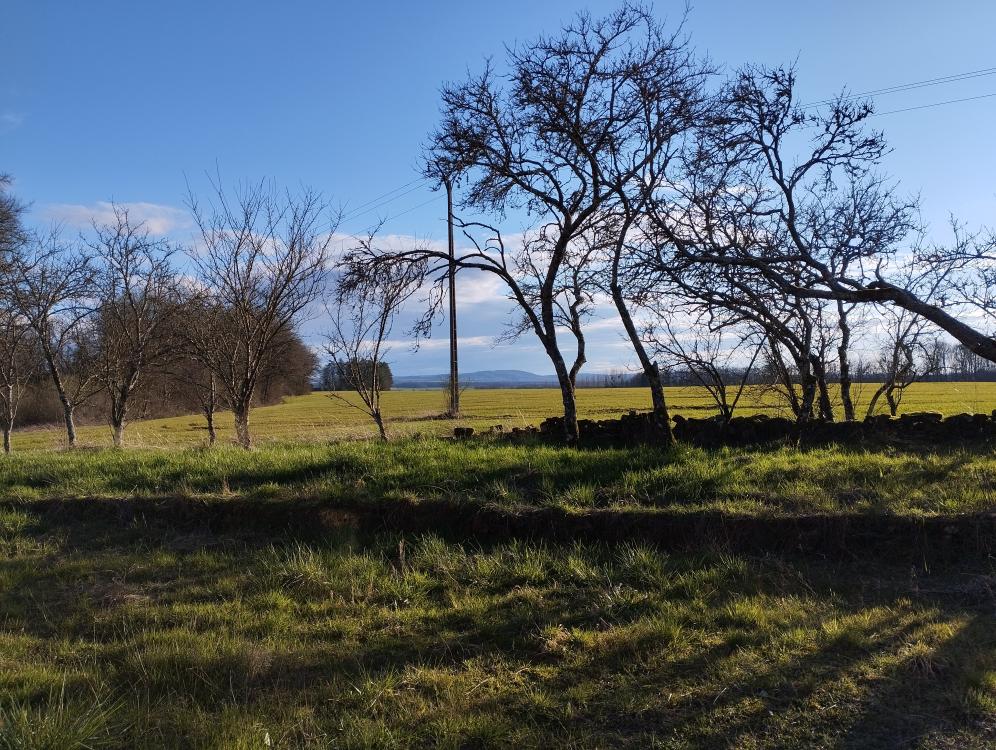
[[445, 176, 460, 416]]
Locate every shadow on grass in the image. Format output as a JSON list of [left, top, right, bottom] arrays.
[[2, 509, 995, 747]]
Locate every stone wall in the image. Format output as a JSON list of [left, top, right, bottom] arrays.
[[456, 410, 996, 448]]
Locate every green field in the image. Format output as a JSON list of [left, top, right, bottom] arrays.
[[2, 385, 996, 748], [11, 381, 996, 451]]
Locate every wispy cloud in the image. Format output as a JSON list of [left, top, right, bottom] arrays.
[[42, 201, 190, 236], [0, 112, 24, 133]]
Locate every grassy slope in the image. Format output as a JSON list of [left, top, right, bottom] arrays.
[[11, 381, 996, 451], [0, 439, 995, 516], [1, 508, 993, 749]]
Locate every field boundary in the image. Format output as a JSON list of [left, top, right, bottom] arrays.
[[13, 494, 996, 566]]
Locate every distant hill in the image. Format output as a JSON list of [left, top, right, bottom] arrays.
[[393, 370, 559, 389]]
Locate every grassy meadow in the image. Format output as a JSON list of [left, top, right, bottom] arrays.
[[1, 384, 996, 748]]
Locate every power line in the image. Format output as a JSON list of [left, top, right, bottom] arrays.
[[376, 195, 439, 225], [801, 65, 996, 109], [339, 177, 431, 223], [872, 90, 996, 116]]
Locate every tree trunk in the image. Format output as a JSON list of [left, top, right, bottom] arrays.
[[886, 387, 899, 417], [205, 407, 217, 446], [41, 347, 77, 448], [811, 357, 834, 422], [205, 374, 217, 446], [559, 378, 579, 444], [111, 420, 125, 448], [109, 381, 135, 449], [768, 339, 801, 418], [797, 363, 817, 427], [548, 345, 579, 443], [233, 404, 252, 449], [865, 383, 889, 419], [62, 403, 77, 448], [373, 409, 387, 441], [610, 284, 676, 445], [837, 302, 855, 421], [1, 385, 13, 454]]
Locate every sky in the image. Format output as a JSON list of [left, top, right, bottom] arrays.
[[3, 1, 995, 375]]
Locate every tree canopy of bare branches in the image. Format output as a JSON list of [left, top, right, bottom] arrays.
[[90, 204, 184, 446], [186, 179, 336, 448], [8, 230, 100, 447], [328, 233, 425, 440]]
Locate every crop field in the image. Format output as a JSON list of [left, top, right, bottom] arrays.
[[2, 385, 996, 748], [10, 381, 996, 451]]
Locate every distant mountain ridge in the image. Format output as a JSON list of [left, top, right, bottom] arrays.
[[393, 369, 559, 388]]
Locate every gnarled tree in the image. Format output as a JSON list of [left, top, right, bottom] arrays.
[[404, 4, 711, 442]]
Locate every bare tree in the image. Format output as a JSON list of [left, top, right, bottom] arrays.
[[90, 205, 184, 446], [186, 179, 336, 449], [865, 307, 940, 418], [167, 352, 220, 445], [393, 5, 711, 443], [0, 174, 27, 261], [647, 313, 762, 423], [650, 64, 996, 377], [329, 235, 424, 440], [0, 302, 39, 453], [496, 225, 605, 391], [8, 231, 101, 447], [0, 176, 36, 452]]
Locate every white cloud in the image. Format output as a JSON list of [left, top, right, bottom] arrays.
[[456, 273, 507, 305], [383, 334, 497, 351], [42, 201, 190, 236]]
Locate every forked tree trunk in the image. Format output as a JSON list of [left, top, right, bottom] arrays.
[[540, 326, 580, 443], [549, 348, 579, 443], [812, 358, 835, 422], [109, 381, 135, 448], [797, 367, 818, 427]]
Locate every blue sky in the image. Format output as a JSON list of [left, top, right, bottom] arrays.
[[3, 1, 995, 375]]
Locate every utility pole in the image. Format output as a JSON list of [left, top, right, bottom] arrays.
[[445, 176, 460, 416]]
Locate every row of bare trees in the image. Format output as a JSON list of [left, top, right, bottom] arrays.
[[343, 3, 996, 443], [0, 178, 336, 450]]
